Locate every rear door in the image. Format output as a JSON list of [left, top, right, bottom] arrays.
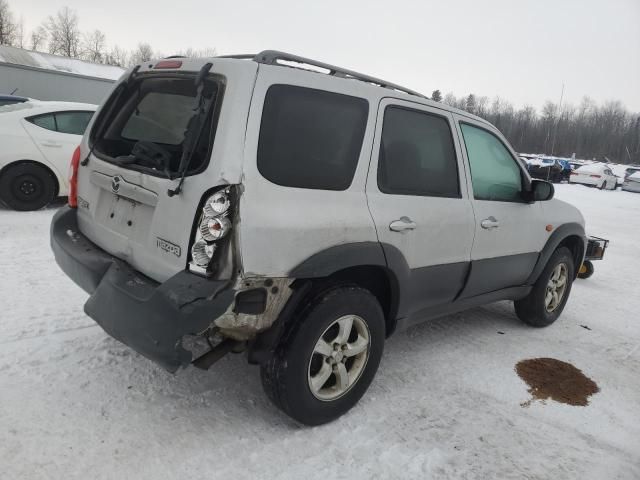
[[454, 116, 545, 298], [366, 99, 475, 320], [22, 111, 93, 177]]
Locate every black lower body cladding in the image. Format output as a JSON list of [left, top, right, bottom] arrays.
[[50, 207, 234, 372]]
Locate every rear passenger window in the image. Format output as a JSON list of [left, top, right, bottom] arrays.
[[258, 85, 368, 190], [460, 123, 523, 202], [378, 106, 460, 197], [29, 114, 57, 132], [55, 111, 94, 135]]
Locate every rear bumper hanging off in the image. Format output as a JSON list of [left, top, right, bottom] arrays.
[[50, 207, 234, 372]]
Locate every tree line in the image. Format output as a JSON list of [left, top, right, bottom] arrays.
[[1, 1, 637, 164], [0, 1, 215, 66], [430, 90, 639, 165]]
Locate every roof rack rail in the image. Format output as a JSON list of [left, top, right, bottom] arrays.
[[215, 54, 256, 60], [218, 50, 427, 99]]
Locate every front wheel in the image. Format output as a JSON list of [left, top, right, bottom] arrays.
[[260, 285, 385, 425], [515, 247, 575, 327]]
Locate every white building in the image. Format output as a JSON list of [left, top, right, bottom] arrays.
[[0, 45, 125, 104]]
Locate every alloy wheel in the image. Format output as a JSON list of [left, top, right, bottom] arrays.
[[545, 263, 568, 312], [307, 315, 370, 401]]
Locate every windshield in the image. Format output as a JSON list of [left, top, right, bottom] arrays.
[[92, 74, 221, 177]]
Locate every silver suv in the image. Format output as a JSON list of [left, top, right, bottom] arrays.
[[51, 51, 587, 425]]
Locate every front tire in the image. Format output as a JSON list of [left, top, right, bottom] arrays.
[[261, 285, 385, 425], [515, 247, 575, 327], [0, 163, 57, 211]]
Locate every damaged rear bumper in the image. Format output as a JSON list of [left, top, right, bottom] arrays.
[[50, 206, 234, 372]]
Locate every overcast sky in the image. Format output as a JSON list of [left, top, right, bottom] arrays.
[[16, 0, 640, 111]]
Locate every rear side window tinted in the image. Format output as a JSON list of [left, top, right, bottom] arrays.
[[30, 114, 56, 131], [27, 111, 93, 135], [378, 106, 460, 197], [55, 111, 93, 135], [460, 123, 523, 202], [258, 85, 368, 190]]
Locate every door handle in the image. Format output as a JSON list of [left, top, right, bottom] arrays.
[[389, 216, 417, 232], [41, 142, 62, 148], [480, 216, 499, 229]]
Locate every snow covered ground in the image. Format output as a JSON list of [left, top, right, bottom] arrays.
[[1, 184, 639, 479]]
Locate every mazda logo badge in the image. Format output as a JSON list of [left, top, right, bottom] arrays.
[[111, 176, 121, 193]]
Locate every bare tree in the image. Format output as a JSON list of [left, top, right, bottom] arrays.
[[105, 45, 127, 67], [14, 13, 24, 47], [45, 6, 81, 57], [442, 92, 457, 107], [0, 0, 16, 45], [173, 46, 217, 58], [82, 29, 106, 63], [29, 25, 47, 51], [129, 42, 154, 66]]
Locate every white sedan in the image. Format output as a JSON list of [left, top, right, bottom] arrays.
[[0, 101, 96, 210], [569, 163, 617, 190]]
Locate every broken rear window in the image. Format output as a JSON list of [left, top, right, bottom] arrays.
[[92, 74, 221, 177]]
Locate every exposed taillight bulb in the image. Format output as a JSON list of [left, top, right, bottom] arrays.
[[68, 146, 81, 208]]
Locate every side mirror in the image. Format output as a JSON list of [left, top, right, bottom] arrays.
[[531, 179, 554, 201]]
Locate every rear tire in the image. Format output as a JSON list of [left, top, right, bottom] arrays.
[[0, 163, 57, 211], [260, 285, 385, 425], [515, 247, 575, 327]]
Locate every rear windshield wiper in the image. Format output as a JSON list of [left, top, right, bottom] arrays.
[[168, 62, 214, 197]]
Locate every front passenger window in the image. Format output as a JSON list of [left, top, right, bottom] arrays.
[[460, 123, 523, 202]]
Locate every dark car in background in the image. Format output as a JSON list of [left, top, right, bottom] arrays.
[[527, 157, 572, 183], [0, 95, 29, 107]]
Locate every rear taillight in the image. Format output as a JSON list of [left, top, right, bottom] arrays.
[[189, 188, 233, 276], [68, 146, 81, 208], [590, 175, 601, 178]]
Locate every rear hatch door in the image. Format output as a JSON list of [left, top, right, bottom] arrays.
[[75, 58, 257, 282]]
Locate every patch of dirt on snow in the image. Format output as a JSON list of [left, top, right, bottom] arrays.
[[516, 358, 599, 407]]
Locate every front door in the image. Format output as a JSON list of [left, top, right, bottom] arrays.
[[366, 99, 475, 320], [453, 115, 545, 298]]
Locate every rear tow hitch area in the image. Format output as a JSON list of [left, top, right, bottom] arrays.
[[189, 331, 246, 370], [184, 277, 294, 370]]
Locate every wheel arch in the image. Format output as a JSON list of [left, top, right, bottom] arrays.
[[526, 223, 586, 283], [288, 242, 411, 336], [247, 242, 410, 365]]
